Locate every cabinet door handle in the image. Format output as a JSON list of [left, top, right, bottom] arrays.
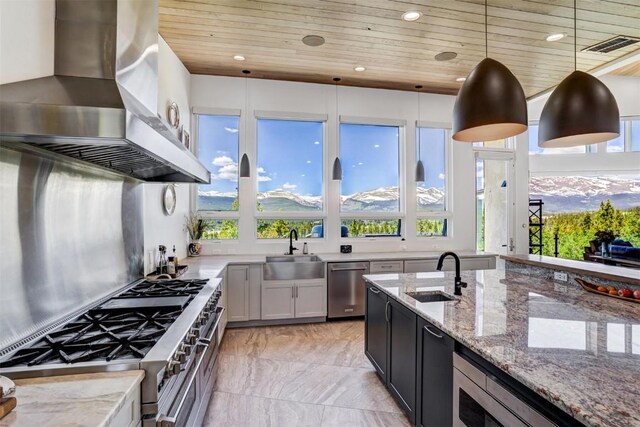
[[369, 287, 380, 294], [424, 326, 443, 339], [295, 285, 298, 298], [291, 286, 294, 299], [246, 269, 248, 281], [385, 301, 390, 323]]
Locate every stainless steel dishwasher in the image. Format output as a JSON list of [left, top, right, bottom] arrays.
[[327, 262, 370, 318]]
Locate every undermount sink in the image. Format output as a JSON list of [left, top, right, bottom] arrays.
[[405, 291, 455, 303], [266, 255, 321, 263], [263, 255, 325, 280]]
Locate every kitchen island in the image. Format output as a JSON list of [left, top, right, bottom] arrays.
[[364, 269, 639, 427]]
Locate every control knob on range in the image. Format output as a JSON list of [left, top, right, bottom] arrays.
[[180, 343, 192, 356], [165, 360, 181, 378], [187, 331, 198, 345], [174, 350, 187, 363]]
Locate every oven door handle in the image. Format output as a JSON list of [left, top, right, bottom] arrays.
[[199, 307, 224, 346], [156, 352, 205, 427]]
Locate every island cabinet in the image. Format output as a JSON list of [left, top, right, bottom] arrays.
[[364, 281, 417, 423], [416, 318, 454, 427]]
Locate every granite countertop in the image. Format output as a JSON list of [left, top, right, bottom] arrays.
[[503, 254, 640, 285], [316, 250, 494, 262], [0, 370, 144, 427], [364, 270, 640, 427]]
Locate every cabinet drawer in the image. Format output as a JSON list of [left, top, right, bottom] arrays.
[[370, 260, 404, 273], [107, 383, 141, 427]]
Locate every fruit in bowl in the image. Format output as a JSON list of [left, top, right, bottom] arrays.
[[608, 289, 618, 296], [634, 289, 640, 300], [607, 286, 617, 292], [618, 288, 633, 298], [596, 286, 608, 293]]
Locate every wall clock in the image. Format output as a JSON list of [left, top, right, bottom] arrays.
[[163, 184, 177, 216]]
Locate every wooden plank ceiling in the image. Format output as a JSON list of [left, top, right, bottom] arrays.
[[159, 0, 640, 97]]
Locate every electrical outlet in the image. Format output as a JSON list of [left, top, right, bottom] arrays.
[[553, 272, 568, 282]]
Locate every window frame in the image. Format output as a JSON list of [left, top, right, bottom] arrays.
[[191, 108, 242, 221], [415, 121, 453, 239], [253, 112, 329, 241], [337, 117, 407, 239]]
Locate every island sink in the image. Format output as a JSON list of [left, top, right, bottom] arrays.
[[405, 291, 455, 303]]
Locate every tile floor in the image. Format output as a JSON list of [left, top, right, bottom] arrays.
[[203, 320, 410, 427]]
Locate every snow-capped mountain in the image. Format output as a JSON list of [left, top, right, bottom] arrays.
[[257, 190, 322, 210], [529, 175, 640, 213]]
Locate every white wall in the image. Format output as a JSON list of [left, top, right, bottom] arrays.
[[0, 0, 55, 84], [143, 36, 192, 274], [191, 75, 524, 255]]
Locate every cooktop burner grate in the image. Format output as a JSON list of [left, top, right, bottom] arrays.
[[117, 279, 209, 298], [2, 308, 183, 367]]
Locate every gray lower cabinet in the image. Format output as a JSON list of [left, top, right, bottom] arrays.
[[262, 279, 326, 320], [416, 318, 454, 427], [364, 282, 417, 423], [226, 265, 251, 321]]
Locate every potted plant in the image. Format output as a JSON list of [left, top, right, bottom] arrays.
[[594, 230, 617, 258], [185, 212, 207, 256]]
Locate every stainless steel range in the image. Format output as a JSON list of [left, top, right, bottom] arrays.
[[0, 278, 224, 427]]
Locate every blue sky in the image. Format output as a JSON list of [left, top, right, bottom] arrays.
[[417, 127, 446, 190], [256, 119, 323, 196], [198, 115, 240, 195]]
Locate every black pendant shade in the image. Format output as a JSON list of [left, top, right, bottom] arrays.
[[415, 160, 425, 182], [332, 157, 342, 180], [538, 71, 619, 148], [239, 153, 251, 177], [452, 58, 527, 142]]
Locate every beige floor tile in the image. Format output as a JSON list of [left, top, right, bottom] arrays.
[[203, 391, 324, 427], [214, 354, 309, 398], [320, 406, 411, 427], [277, 363, 402, 413], [220, 327, 269, 357], [258, 335, 367, 368]]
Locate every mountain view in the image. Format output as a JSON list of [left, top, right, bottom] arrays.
[[198, 186, 445, 212], [529, 175, 640, 213]]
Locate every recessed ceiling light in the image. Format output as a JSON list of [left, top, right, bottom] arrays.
[[435, 51, 457, 61], [302, 35, 325, 47], [456, 77, 466, 82], [401, 11, 422, 22], [546, 32, 567, 42], [233, 55, 245, 61], [354, 65, 366, 72]]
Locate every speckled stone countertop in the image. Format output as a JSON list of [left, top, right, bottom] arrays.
[[364, 270, 640, 427], [0, 370, 144, 427]]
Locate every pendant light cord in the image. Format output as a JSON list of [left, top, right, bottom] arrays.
[[573, 0, 577, 71], [417, 88, 421, 161], [485, 0, 488, 58]]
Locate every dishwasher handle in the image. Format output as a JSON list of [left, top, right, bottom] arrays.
[[329, 263, 369, 272]]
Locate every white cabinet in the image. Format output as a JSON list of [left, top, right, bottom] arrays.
[[106, 379, 141, 427], [262, 280, 296, 320], [261, 279, 327, 320], [404, 256, 496, 273], [218, 269, 227, 344], [226, 265, 250, 322], [370, 260, 404, 273], [295, 279, 327, 318]]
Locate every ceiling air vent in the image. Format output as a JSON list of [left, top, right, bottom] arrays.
[[582, 36, 640, 53]]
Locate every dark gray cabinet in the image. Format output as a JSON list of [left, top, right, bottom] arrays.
[[416, 317, 454, 427], [364, 282, 417, 423], [364, 282, 388, 380], [388, 298, 417, 423]]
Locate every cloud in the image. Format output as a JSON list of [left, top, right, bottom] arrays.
[[301, 174, 306, 177], [282, 182, 297, 190], [257, 166, 272, 182], [306, 160, 311, 164], [374, 144, 380, 148], [438, 173, 445, 180], [224, 127, 239, 133], [357, 162, 364, 165], [211, 163, 238, 181], [212, 155, 235, 166], [314, 141, 320, 145]]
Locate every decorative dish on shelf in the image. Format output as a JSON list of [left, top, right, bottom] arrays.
[[576, 278, 639, 304]]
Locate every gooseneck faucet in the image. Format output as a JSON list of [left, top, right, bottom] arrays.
[[437, 251, 467, 296], [288, 229, 298, 255]]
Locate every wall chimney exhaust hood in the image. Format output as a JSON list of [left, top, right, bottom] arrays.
[[0, 0, 210, 183]]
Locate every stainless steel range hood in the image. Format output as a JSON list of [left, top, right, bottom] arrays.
[[0, 0, 210, 183]]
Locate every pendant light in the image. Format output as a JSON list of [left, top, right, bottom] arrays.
[[332, 77, 343, 180], [538, 0, 619, 148], [452, 0, 527, 142], [239, 70, 251, 178], [415, 85, 425, 182]]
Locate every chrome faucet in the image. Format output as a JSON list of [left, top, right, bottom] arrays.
[[288, 229, 298, 255], [437, 251, 467, 296]]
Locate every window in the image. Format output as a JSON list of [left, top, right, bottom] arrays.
[[417, 127, 447, 211], [197, 115, 240, 211], [202, 219, 239, 240], [417, 218, 448, 237], [341, 219, 401, 238], [630, 120, 640, 152], [255, 118, 324, 239], [256, 119, 324, 212], [257, 219, 323, 239], [606, 121, 625, 153], [340, 123, 400, 212]]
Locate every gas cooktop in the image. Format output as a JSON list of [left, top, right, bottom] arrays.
[[1, 278, 209, 367]]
